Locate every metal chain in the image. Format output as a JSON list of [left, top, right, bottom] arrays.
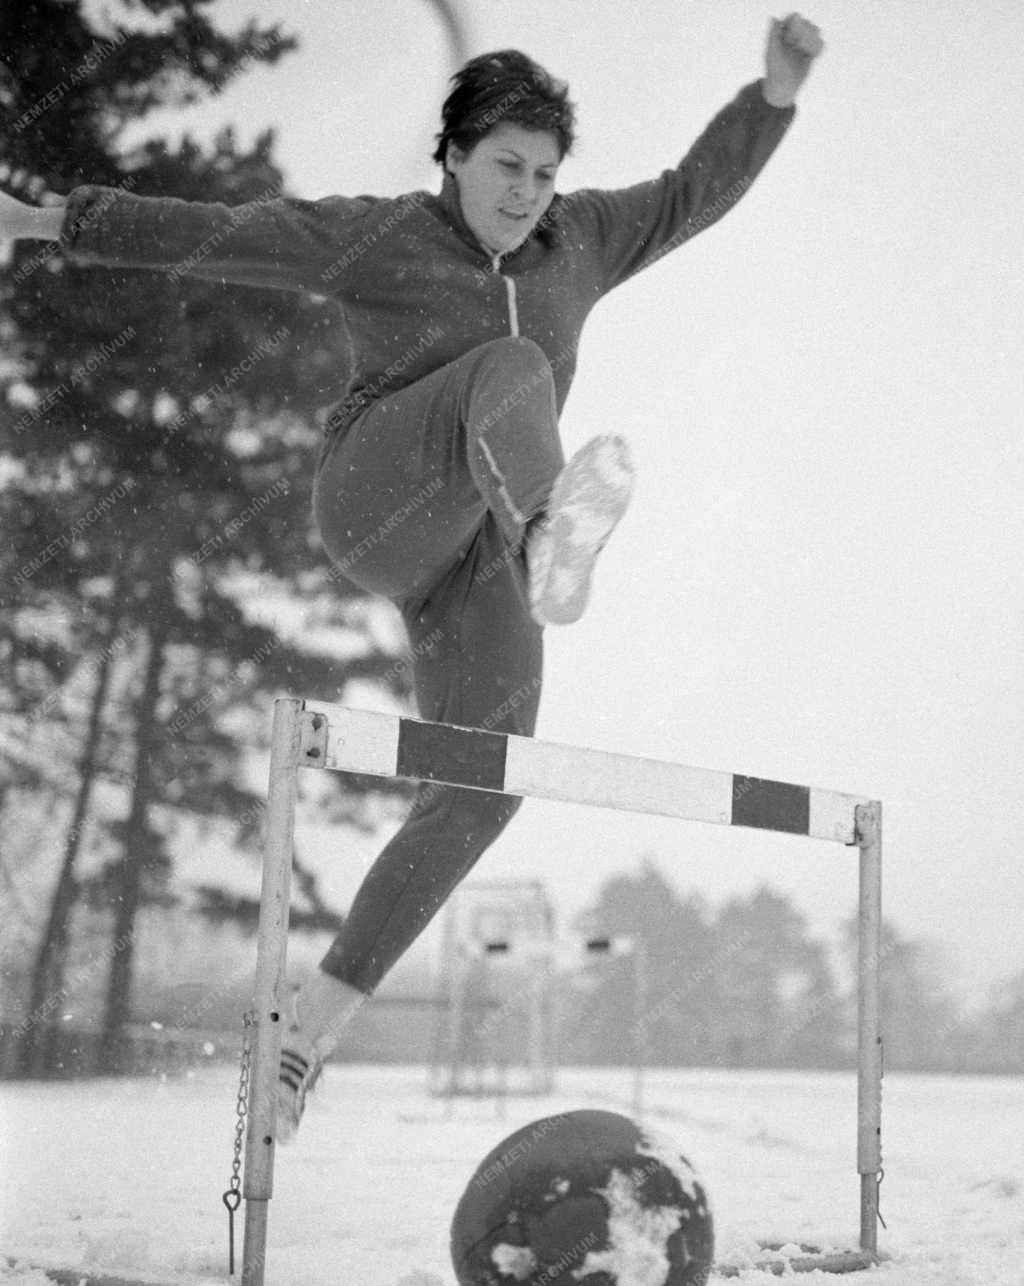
[[222, 1010, 255, 1274]]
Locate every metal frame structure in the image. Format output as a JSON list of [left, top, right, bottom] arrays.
[[429, 879, 557, 1099], [241, 698, 883, 1282]]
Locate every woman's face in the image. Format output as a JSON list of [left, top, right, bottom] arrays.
[[447, 122, 561, 257]]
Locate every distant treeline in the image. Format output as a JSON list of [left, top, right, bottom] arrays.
[[546, 863, 1023, 1076]]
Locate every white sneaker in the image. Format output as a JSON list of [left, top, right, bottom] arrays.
[[276, 972, 366, 1144], [527, 434, 634, 626]]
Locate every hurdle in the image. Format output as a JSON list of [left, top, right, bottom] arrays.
[[240, 698, 883, 1282]]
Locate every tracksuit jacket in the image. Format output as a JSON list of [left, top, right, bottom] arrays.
[[60, 79, 795, 436]]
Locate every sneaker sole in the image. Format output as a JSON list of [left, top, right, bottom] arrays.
[[530, 434, 634, 626]]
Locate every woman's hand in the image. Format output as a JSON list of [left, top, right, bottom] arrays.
[[763, 13, 824, 107], [0, 187, 67, 244]]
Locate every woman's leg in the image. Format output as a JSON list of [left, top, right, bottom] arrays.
[[279, 338, 633, 1136], [313, 335, 564, 602], [309, 335, 556, 998], [277, 340, 558, 1139], [319, 508, 542, 992]]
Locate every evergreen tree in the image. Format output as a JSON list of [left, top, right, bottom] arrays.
[[563, 860, 718, 1067], [964, 969, 1024, 1074], [840, 915, 956, 1072], [568, 866, 845, 1070], [714, 885, 841, 1068], [1, 1, 410, 1073]]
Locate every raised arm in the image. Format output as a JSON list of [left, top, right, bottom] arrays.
[[564, 12, 824, 294], [1, 183, 381, 296]]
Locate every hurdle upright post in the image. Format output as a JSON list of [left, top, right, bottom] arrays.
[[241, 697, 304, 1286], [855, 800, 883, 1257]]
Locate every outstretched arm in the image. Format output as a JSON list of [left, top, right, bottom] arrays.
[[2, 182, 383, 297]]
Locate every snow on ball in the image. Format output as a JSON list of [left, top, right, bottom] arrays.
[[450, 1108, 713, 1286]]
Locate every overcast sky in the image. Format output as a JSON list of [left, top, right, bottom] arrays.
[[118, 0, 1023, 999]]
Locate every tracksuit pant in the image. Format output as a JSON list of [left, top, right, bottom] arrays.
[[312, 336, 565, 994]]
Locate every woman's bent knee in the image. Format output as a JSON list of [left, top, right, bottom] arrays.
[[471, 335, 548, 381]]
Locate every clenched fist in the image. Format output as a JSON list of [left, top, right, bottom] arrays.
[[763, 13, 824, 106]]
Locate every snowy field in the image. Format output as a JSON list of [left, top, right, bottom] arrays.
[[2, 1063, 1022, 1285]]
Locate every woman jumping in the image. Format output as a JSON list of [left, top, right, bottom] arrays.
[[3, 13, 823, 1139]]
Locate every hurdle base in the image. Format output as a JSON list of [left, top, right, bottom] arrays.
[[714, 1242, 880, 1277]]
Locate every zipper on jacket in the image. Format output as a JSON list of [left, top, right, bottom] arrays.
[[490, 253, 519, 337]]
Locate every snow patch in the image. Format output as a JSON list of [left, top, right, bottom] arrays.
[[636, 1125, 701, 1202], [574, 1166, 682, 1286], [491, 1241, 538, 1280]]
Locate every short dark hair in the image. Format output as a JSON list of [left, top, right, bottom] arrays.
[[432, 49, 576, 170]]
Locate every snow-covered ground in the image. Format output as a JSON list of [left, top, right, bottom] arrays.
[[2, 1064, 1022, 1285]]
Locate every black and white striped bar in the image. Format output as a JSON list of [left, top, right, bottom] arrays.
[[301, 703, 870, 844]]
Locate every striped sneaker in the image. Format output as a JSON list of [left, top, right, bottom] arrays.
[[527, 434, 634, 626], [277, 1038, 325, 1145], [276, 972, 366, 1144]]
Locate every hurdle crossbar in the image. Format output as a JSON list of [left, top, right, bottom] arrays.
[[242, 699, 883, 1283]]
